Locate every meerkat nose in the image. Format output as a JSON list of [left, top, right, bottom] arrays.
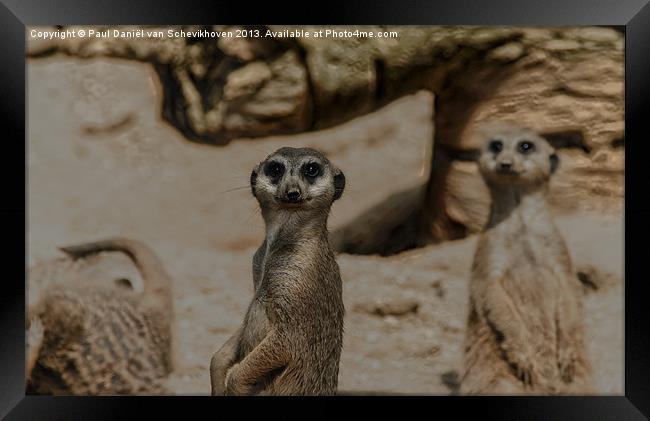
[[286, 189, 301, 202], [499, 162, 512, 171]]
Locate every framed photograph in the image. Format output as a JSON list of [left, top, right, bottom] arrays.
[[2, 0, 648, 419]]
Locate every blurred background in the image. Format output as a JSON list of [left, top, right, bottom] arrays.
[[27, 26, 623, 394]]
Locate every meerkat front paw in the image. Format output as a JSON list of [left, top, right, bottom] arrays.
[[514, 358, 536, 386], [502, 343, 537, 386], [224, 363, 249, 396]]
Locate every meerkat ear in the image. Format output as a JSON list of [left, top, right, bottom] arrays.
[[250, 169, 258, 197], [550, 153, 559, 174], [333, 169, 345, 201], [114, 278, 134, 290]]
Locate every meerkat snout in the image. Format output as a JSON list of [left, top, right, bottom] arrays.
[[250, 147, 345, 209], [286, 189, 301, 203], [498, 161, 513, 173]]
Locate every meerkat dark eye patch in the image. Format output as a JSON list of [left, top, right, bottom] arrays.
[[488, 140, 503, 154], [263, 161, 285, 182], [518, 140, 536, 154], [303, 162, 322, 180]]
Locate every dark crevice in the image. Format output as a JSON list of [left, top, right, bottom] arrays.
[[439, 145, 481, 162], [540, 129, 591, 154], [153, 63, 195, 142], [551, 84, 619, 101], [610, 137, 624, 149], [373, 58, 387, 103], [290, 39, 318, 132]]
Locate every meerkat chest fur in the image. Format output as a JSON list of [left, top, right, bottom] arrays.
[[481, 191, 571, 285], [257, 220, 281, 285], [258, 211, 341, 322]]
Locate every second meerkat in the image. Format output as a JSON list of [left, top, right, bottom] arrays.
[[27, 237, 174, 395], [210, 147, 346, 395], [460, 122, 591, 395]]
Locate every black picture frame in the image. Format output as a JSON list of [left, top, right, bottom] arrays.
[[2, 1, 648, 419]]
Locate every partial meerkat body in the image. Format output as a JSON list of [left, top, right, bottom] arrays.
[[210, 147, 346, 396], [27, 237, 174, 395], [460, 122, 591, 395]]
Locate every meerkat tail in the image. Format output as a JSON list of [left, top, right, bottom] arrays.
[[58, 237, 172, 306]]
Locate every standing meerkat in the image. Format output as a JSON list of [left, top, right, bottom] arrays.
[[27, 237, 174, 395], [210, 147, 346, 396], [460, 122, 591, 395]]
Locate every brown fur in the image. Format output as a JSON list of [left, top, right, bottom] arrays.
[[210, 147, 345, 395], [26, 237, 174, 395], [460, 122, 591, 395]]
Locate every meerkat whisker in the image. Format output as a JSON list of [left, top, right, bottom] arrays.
[[218, 185, 253, 194]]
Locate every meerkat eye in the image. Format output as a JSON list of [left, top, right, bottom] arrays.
[[303, 162, 322, 178], [518, 140, 535, 154], [264, 161, 285, 179], [488, 140, 503, 154]]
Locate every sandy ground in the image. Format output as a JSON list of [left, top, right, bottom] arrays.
[[27, 57, 623, 395]]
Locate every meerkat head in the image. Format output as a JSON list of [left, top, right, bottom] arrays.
[[475, 122, 559, 188], [250, 147, 345, 211]]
